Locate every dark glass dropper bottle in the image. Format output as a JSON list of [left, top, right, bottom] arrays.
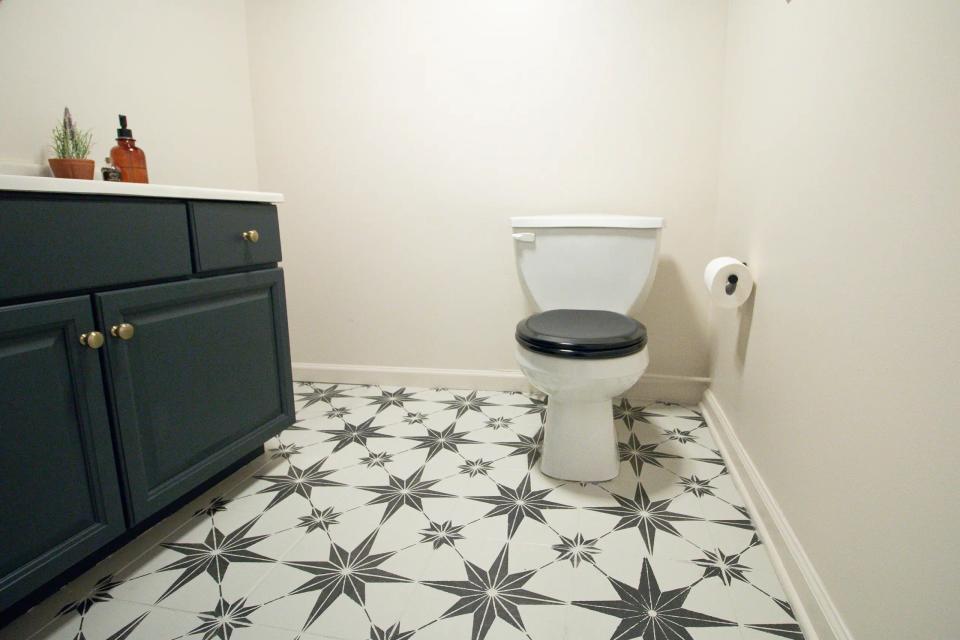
[[109, 115, 149, 183]]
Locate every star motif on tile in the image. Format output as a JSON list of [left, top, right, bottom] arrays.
[[364, 387, 419, 413], [407, 422, 478, 461], [744, 622, 805, 639], [470, 473, 572, 538], [285, 418, 310, 431], [711, 504, 755, 530], [484, 416, 514, 430], [496, 426, 543, 469], [402, 411, 429, 425], [773, 597, 795, 618], [360, 450, 394, 468], [588, 484, 701, 553], [612, 399, 662, 429], [663, 427, 697, 444], [574, 557, 736, 640], [189, 597, 258, 640], [193, 496, 231, 518], [515, 396, 547, 422], [676, 408, 707, 428], [370, 622, 416, 640], [254, 457, 344, 510], [422, 544, 563, 640], [552, 533, 600, 567], [692, 548, 751, 586], [57, 574, 123, 616], [297, 506, 341, 534], [458, 458, 494, 477], [285, 529, 409, 633], [419, 520, 465, 549], [325, 406, 351, 419], [360, 466, 453, 522], [295, 383, 349, 409], [692, 448, 727, 473], [677, 474, 716, 498], [270, 442, 303, 460], [156, 515, 273, 603], [440, 390, 494, 418], [320, 416, 391, 452], [617, 433, 681, 476], [100, 611, 150, 640]]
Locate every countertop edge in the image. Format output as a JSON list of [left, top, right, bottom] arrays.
[[0, 175, 284, 204]]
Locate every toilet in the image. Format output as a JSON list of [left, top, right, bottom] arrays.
[[511, 215, 664, 481]]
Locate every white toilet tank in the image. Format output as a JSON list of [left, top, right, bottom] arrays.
[[511, 215, 664, 313]]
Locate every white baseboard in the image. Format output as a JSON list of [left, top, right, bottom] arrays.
[[700, 389, 854, 640], [291, 362, 709, 404]]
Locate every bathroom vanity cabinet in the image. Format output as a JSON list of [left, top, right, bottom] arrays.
[[0, 179, 294, 615]]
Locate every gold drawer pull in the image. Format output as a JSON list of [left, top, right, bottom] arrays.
[[111, 323, 135, 340], [79, 331, 104, 349], [242, 229, 260, 243]]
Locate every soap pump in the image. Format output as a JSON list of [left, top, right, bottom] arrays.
[[109, 114, 149, 183]]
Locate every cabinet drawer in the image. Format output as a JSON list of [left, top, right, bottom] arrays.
[[0, 196, 192, 302], [96, 269, 294, 523], [190, 201, 281, 272]]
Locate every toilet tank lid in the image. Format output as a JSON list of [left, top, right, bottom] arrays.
[[510, 215, 664, 229]]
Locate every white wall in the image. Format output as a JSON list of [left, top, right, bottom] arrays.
[[245, 0, 727, 384], [711, 1, 960, 638], [0, 0, 259, 189]]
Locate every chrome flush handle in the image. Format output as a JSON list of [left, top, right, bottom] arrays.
[[512, 232, 536, 243]]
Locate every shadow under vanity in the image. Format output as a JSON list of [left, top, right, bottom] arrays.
[[0, 178, 294, 620]]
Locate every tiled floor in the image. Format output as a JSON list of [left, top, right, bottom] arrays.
[[3, 383, 804, 640]]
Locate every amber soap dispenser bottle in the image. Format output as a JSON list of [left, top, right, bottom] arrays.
[[110, 115, 148, 183]]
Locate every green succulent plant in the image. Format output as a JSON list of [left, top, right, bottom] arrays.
[[51, 107, 93, 159]]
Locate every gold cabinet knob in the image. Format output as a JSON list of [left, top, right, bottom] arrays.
[[80, 331, 105, 349], [242, 229, 260, 243], [111, 323, 135, 340]]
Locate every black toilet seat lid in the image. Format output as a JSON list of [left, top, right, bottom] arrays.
[[515, 309, 647, 359]]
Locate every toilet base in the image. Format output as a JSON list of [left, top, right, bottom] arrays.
[[540, 397, 620, 482]]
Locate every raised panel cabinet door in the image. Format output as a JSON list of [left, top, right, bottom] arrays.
[[96, 269, 294, 523], [0, 297, 124, 612]]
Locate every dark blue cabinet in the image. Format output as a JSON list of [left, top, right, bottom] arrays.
[[0, 192, 293, 618], [97, 269, 294, 523], [0, 297, 125, 611]]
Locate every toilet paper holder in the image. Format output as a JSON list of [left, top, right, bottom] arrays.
[[724, 262, 748, 296]]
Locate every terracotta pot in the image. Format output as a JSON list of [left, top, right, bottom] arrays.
[[48, 158, 95, 180]]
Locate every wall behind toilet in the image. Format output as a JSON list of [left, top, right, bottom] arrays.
[[245, 0, 728, 384]]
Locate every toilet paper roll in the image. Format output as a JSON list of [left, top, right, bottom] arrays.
[[704, 257, 753, 308]]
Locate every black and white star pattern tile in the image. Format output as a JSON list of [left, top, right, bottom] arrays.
[[2, 384, 804, 640]]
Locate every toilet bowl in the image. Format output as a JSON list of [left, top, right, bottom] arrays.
[[511, 215, 664, 482]]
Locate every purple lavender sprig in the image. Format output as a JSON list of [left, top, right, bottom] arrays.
[[51, 106, 93, 159]]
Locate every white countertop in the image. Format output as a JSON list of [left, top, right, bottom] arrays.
[[0, 175, 283, 203]]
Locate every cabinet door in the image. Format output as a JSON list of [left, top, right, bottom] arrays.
[[0, 297, 124, 611], [97, 269, 294, 523]]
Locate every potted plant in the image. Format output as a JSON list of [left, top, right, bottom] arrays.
[[48, 107, 94, 179]]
